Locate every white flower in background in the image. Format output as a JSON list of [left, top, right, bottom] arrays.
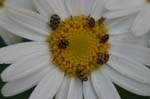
[[0, 0, 34, 45], [0, 0, 150, 99], [104, 0, 150, 36]]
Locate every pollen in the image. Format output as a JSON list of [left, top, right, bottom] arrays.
[[0, 0, 5, 7], [47, 15, 110, 79]]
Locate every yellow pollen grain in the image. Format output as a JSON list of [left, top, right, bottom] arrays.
[[47, 15, 110, 77], [0, 0, 5, 7]]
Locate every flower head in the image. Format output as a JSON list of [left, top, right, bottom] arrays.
[[0, 0, 150, 99]]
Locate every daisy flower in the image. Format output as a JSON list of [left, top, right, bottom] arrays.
[[0, 0, 34, 45], [104, 0, 150, 36], [0, 0, 150, 99]]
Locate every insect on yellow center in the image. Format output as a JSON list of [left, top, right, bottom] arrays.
[[47, 15, 110, 80], [0, 0, 5, 7]]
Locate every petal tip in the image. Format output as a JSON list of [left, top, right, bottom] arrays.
[[1, 86, 10, 97]]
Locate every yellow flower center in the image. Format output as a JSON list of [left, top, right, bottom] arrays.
[[0, 0, 5, 7], [47, 15, 110, 80]]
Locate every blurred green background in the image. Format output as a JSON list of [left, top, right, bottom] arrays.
[[0, 37, 150, 99]]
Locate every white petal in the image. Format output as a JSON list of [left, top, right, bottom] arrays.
[[0, 10, 23, 45], [29, 68, 64, 99], [106, 15, 134, 35], [1, 66, 50, 97], [104, 8, 140, 19], [1, 51, 51, 81], [91, 0, 105, 19], [109, 52, 150, 84], [135, 33, 150, 46], [109, 32, 150, 46], [105, 0, 144, 10], [65, 0, 82, 16], [32, 0, 54, 20], [132, 6, 150, 36], [55, 77, 71, 99], [109, 32, 138, 44], [7, 7, 50, 36], [80, 0, 96, 16], [148, 33, 150, 47], [0, 27, 22, 45], [0, 8, 47, 41], [5, 0, 34, 10], [46, 0, 69, 20], [67, 78, 82, 99], [110, 42, 150, 65], [103, 65, 150, 96], [0, 42, 48, 63], [83, 78, 98, 99], [91, 69, 121, 99]]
